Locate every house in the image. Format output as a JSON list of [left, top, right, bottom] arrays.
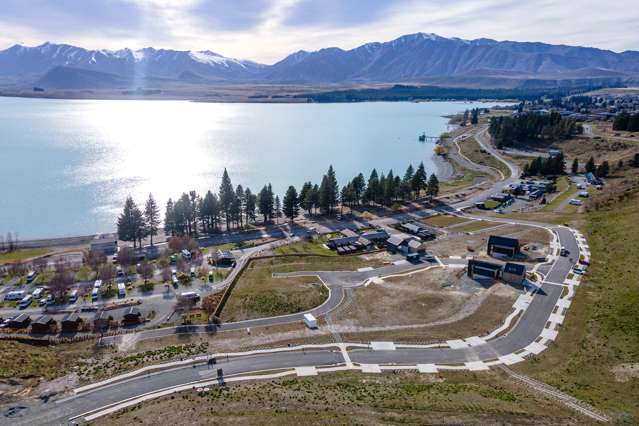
[[212, 250, 236, 267], [7, 313, 31, 329], [398, 222, 436, 240], [93, 310, 113, 332], [503, 262, 526, 285], [360, 229, 389, 245], [326, 234, 360, 250], [487, 235, 520, 258], [61, 312, 83, 333], [31, 315, 56, 334], [89, 237, 118, 255], [122, 307, 142, 325], [386, 234, 424, 255], [467, 259, 502, 280]]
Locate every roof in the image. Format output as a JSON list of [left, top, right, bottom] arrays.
[[33, 315, 55, 325], [214, 250, 235, 260], [401, 223, 421, 233], [488, 235, 520, 248], [10, 313, 31, 323], [94, 310, 112, 320], [361, 230, 389, 241], [125, 306, 141, 316], [386, 234, 406, 246], [504, 262, 526, 275], [408, 239, 422, 249], [340, 229, 358, 238], [62, 312, 81, 323], [468, 259, 502, 271], [327, 236, 359, 247]]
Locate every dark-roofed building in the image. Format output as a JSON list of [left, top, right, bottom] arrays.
[[212, 250, 236, 267], [123, 307, 142, 325], [61, 312, 83, 333], [7, 313, 31, 329], [31, 315, 56, 334], [361, 229, 389, 244], [93, 310, 113, 332], [487, 235, 520, 258], [503, 262, 526, 285], [386, 234, 424, 255], [326, 235, 360, 250], [467, 259, 502, 279]]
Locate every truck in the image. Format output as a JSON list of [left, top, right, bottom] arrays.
[[117, 282, 126, 298], [303, 313, 318, 329]]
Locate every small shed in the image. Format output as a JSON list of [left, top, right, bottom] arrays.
[[360, 229, 389, 244], [7, 313, 31, 329], [467, 259, 502, 280], [61, 312, 83, 333], [212, 250, 236, 267], [503, 262, 526, 285], [89, 237, 118, 255], [93, 310, 113, 332], [487, 235, 520, 258], [123, 307, 142, 325], [31, 315, 56, 334]]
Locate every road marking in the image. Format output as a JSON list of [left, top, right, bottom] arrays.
[[434, 256, 444, 266], [465, 336, 487, 347], [449, 255, 462, 259], [541, 328, 559, 342], [498, 353, 525, 365], [295, 366, 318, 377], [524, 341, 547, 355], [357, 267, 374, 272], [417, 364, 438, 373], [447, 339, 470, 349], [465, 361, 490, 371], [549, 313, 565, 324], [371, 341, 396, 351], [556, 298, 571, 309], [393, 259, 408, 265], [360, 364, 382, 373]]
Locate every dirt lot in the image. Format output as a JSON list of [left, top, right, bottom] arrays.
[[425, 223, 551, 261], [421, 214, 471, 228], [97, 370, 585, 425], [332, 267, 513, 328]]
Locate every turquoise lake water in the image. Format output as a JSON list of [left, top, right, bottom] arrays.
[[0, 97, 503, 238]]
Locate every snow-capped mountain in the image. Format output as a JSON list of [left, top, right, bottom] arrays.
[[0, 33, 638, 89]]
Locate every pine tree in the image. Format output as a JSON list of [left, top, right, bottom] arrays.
[[427, 173, 439, 198], [319, 165, 339, 214], [282, 186, 299, 222], [117, 196, 144, 249], [352, 173, 366, 204], [364, 169, 379, 204], [244, 187, 256, 223], [218, 168, 235, 231], [585, 157, 596, 174], [144, 193, 160, 246], [571, 158, 579, 174], [164, 198, 176, 236], [275, 195, 281, 222], [411, 162, 427, 197], [298, 182, 312, 212], [257, 184, 274, 223]]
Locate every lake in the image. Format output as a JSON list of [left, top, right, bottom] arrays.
[[0, 97, 503, 239]]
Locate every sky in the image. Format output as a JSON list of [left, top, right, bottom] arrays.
[[1, 0, 638, 64]]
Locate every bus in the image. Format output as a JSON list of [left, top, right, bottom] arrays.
[[4, 290, 26, 301]]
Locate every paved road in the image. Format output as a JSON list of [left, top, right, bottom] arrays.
[[3, 126, 586, 425]]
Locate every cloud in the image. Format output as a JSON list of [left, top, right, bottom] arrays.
[[189, 0, 273, 31], [282, 0, 415, 28]]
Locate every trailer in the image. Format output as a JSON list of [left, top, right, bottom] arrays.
[[117, 282, 126, 298], [303, 313, 318, 329]]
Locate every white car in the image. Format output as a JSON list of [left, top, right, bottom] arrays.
[[569, 199, 583, 206]]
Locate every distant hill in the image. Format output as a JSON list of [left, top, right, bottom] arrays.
[[1, 34, 638, 89]]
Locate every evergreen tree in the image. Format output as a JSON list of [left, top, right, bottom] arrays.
[[164, 198, 176, 236], [571, 158, 579, 174], [282, 186, 299, 222], [470, 108, 479, 125], [319, 165, 339, 214], [200, 190, 219, 233], [235, 185, 245, 228], [411, 162, 427, 196], [634, 153, 639, 168], [218, 168, 235, 231], [364, 169, 379, 204], [617, 159, 624, 170], [117, 196, 144, 249], [427, 173, 439, 198], [244, 187, 256, 223], [144, 193, 161, 246], [352, 173, 366, 204], [298, 182, 312, 212], [275, 195, 281, 222], [257, 184, 274, 223], [585, 156, 596, 174], [596, 161, 609, 178]]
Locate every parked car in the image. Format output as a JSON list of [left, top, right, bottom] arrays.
[[569, 199, 583, 206]]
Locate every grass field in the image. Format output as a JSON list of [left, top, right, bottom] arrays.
[[273, 235, 337, 256], [0, 248, 50, 264], [515, 174, 639, 422], [421, 214, 470, 228], [453, 220, 500, 233], [459, 137, 511, 179], [98, 370, 583, 425]]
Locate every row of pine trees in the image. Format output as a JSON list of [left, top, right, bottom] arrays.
[[116, 162, 440, 243]]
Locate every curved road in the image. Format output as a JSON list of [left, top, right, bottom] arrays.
[[5, 126, 589, 425]]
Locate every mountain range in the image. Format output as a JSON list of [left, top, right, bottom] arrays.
[[1, 33, 638, 90]]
